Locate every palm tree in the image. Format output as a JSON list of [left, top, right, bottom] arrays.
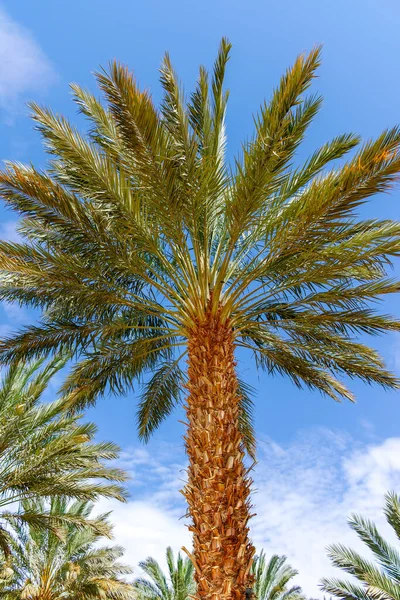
[[321, 492, 400, 600], [0, 356, 127, 558], [251, 552, 305, 600], [0, 40, 400, 597], [133, 547, 195, 600], [0, 497, 136, 600]]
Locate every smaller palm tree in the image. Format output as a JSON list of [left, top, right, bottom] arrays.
[[0, 497, 136, 600], [251, 552, 305, 600], [321, 491, 400, 600], [0, 355, 127, 557], [133, 547, 195, 600]]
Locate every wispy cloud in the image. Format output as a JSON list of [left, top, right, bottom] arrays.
[[0, 7, 56, 118], [100, 430, 400, 596], [252, 430, 400, 596]]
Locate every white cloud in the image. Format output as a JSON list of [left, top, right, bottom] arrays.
[[97, 499, 192, 579], [0, 7, 55, 116], [103, 431, 400, 597], [97, 442, 190, 578], [252, 431, 400, 596]]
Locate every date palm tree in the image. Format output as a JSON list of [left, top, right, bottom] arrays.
[[251, 552, 305, 600], [0, 40, 400, 598], [321, 492, 400, 600], [0, 356, 127, 559], [133, 547, 195, 600], [0, 497, 135, 600]]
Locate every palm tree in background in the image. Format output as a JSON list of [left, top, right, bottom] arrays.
[[0, 497, 135, 600], [0, 40, 400, 597], [133, 548, 304, 600], [133, 547, 195, 600], [251, 552, 305, 600], [0, 356, 127, 559], [321, 492, 400, 600]]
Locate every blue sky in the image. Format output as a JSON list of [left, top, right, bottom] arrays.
[[1, 0, 400, 594]]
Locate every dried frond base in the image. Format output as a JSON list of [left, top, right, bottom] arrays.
[[183, 305, 255, 600]]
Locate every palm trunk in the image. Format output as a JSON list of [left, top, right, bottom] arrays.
[[183, 305, 255, 600]]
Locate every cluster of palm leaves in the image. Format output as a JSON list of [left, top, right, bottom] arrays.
[[132, 547, 305, 600], [0, 358, 135, 599], [0, 498, 134, 600]]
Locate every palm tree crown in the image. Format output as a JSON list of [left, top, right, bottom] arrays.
[[133, 547, 195, 600], [0, 497, 135, 600], [251, 552, 305, 600], [0, 356, 127, 557], [0, 41, 399, 439], [321, 492, 400, 600]]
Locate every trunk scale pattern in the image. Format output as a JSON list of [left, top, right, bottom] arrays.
[[183, 304, 255, 600]]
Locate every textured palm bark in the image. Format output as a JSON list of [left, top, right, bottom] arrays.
[[183, 305, 255, 600]]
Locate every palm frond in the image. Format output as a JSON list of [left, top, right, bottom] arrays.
[[251, 552, 304, 600], [321, 493, 400, 600], [134, 546, 195, 600]]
